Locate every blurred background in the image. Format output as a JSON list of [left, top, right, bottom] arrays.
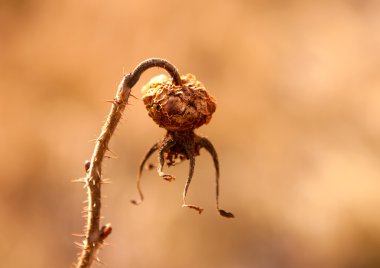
[[1, 0, 380, 267]]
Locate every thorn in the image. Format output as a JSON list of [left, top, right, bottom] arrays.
[[95, 257, 106, 265], [105, 99, 119, 105], [106, 98, 121, 105], [130, 93, 138, 99], [74, 241, 84, 249], [71, 178, 86, 183], [106, 148, 118, 157], [104, 154, 118, 159], [96, 169, 102, 179], [81, 211, 90, 215], [72, 233, 85, 238]]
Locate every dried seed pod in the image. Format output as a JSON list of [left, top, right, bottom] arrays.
[[141, 74, 216, 131]]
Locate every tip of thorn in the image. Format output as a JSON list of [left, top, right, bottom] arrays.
[[218, 210, 235, 218], [182, 204, 203, 214], [130, 200, 141, 206]]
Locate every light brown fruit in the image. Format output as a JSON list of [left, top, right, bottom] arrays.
[[142, 74, 216, 131]]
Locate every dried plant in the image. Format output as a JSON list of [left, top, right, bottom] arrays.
[[74, 58, 233, 268], [132, 73, 234, 217]]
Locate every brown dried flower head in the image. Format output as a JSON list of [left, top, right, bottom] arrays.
[[142, 74, 216, 131]]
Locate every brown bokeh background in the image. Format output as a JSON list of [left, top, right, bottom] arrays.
[[1, 0, 380, 267]]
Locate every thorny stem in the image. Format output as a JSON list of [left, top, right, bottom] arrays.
[[75, 58, 181, 268]]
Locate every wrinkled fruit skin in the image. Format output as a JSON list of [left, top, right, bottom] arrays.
[[142, 74, 216, 131]]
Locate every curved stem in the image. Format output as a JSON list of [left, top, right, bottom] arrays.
[[75, 58, 181, 268], [127, 58, 182, 88], [75, 75, 131, 268]]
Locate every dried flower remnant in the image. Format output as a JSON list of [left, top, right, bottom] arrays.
[[131, 74, 234, 218], [75, 58, 233, 268], [142, 74, 216, 131]]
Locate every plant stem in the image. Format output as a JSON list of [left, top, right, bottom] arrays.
[[75, 75, 131, 268], [127, 58, 182, 87], [75, 58, 181, 268]]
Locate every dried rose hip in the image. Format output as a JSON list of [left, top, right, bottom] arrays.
[[131, 72, 234, 218]]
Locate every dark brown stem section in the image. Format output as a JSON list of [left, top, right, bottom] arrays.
[[75, 58, 181, 268], [127, 58, 182, 88]]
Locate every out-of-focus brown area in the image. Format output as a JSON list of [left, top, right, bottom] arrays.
[[1, 0, 380, 267]]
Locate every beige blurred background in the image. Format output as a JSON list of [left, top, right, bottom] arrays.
[[1, 0, 380, 267]]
